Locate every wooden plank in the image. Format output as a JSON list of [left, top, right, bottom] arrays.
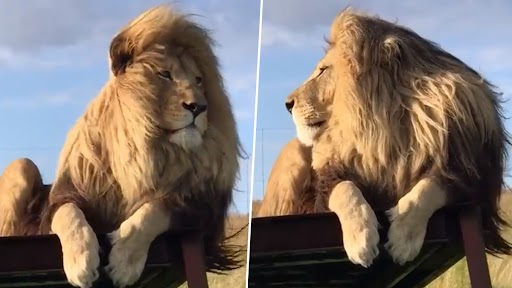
[[0, 232, 191, 287], [249, 207, 468, 287]]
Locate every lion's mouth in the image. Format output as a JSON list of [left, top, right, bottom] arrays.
[[307, 121, 326, 128], [158, 124, 196, 135]]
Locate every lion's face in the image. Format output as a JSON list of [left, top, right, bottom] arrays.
[[118, 48, 209, 151], [106, 5, 240, 160], [154, 51, 208, 150], [285, 51, 337, 147]]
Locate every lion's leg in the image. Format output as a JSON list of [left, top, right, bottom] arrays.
[[0, 158, 42, 236], [51, 202, 100, 288], [328, 181, 380, 268], [258, 184, 297, 217], [258, 138, 311, 217], [384, 177, 447, 265], [106, 201, 171, 287]]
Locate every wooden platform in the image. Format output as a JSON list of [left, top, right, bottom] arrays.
[[248, 206, 488, 288], [0, 231, 208, 288]]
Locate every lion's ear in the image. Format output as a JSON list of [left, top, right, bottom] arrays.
[[109, 32, 134, 77]]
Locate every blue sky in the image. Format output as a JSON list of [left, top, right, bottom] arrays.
[[0, 0, 260, 214], [253, 0, 512, 201]]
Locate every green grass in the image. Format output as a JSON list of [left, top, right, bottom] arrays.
[[427, 193, 512, 288], [425, 243, 512, 288]]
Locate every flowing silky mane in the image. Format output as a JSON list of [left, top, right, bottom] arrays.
[[307, 8, 510, 255]]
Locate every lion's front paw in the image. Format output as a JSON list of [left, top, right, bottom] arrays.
[[341, 206, 380, 268], [384, 205, 428, 265], [105, 229, 149, 287], [61, 229, 100, 288]]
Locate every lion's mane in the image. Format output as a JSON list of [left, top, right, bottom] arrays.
[[37, 5, 243, 270], [294, 8, 511, 255]]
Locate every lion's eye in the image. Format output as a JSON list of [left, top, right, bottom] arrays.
[[318, 66, 329, 77], [157, 70, 172, 80], [195, 76, 203, 86]]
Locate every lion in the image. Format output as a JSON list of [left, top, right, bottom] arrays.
[[0, 4, 242, 288], [261, 7, 512, 269], [0, 158, 52, 236]]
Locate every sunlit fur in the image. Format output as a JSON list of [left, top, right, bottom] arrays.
[[0, 4, 243, 271], [284, 8, 511, 256], [257, 138, 311, 217], [0, 158, 50, 236]]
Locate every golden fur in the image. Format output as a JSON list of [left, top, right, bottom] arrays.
[[0, 3, 243, 280], [268, 7, 511, 260], [257, 138, 311, 217], [0, 158, 51, 236]]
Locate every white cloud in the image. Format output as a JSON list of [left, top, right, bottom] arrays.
[[224, 72, 257, 95], [0, 92, 73, 109], [261, 22, 307, 48], [0, 44, 104, 70], [261, 0, 512, 49], [0, 0, 143, 67], [263, 0, 512, 37], [0, 0, 261, 121], [235, 109, 255, 121], [0, 0, 103, 51], [0, 0, 260, 73], [261, 0, 512, 83], [263, 0, 342, 32]]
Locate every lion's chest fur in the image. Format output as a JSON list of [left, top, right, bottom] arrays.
[[296, 161, 399, 214], [50, 100, 238, 234], [82, 141, 234, 234], [299, 136, 419, 214]]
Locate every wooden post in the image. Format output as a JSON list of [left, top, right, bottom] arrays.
[[458, 206, 492, 288], [181, 232, 209, 288]]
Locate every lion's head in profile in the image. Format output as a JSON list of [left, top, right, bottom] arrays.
[[285, 52, 337, 147], [285, 7, 511, 256]]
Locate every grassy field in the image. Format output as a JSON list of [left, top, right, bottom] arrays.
[[427, 193, 512, 288], [251, 194, 512, 288], [179, 213, 248, 288]]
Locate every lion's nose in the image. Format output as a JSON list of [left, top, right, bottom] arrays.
[[182, 102, 208, 118], [285, 99, 294, 114]]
